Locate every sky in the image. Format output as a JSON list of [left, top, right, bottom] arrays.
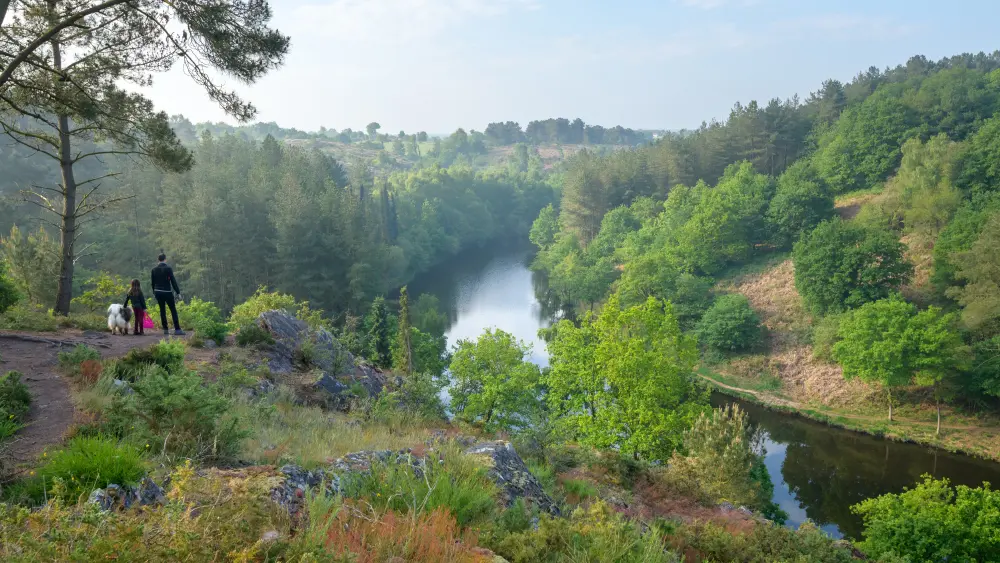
[[145, 0, 1000, 134]]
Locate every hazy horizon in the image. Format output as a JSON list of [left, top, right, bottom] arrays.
[[145, 0, 1000, 135]]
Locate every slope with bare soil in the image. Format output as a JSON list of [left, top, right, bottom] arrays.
[[1, 330, 189, 466]]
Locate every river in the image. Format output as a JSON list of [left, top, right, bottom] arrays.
[[408, 244, 1000, 540]]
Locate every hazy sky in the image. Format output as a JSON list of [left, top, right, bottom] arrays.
[[145, 0, 1000, 134]]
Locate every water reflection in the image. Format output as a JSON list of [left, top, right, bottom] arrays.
[[715, 395, 1000, 539], [408, 244, 552, 366]]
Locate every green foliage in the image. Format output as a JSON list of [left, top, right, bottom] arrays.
[[813, 89, 918, 193], [666, 405, 786, 522], [365, 296, 395, 369], [71, 273, 128, 313], [675, 162, 773, 274], [545, 293, 707, 460], [947, 212, 1000, 335], [488, 501, 675, 563], [375, 370, 447, 422], [696, 294, 763, 354], [0, 371, 31, 442], [25, 436, 146, 503], [0, 259, 21, 315], [530, 203, 560, 249], [411, 293, 447, 338], [793, 219, 912, 315], [57, 344, 102, 375], [392, 286, 414, 374], [113, 340, 186, 380], [931, 193, 1000, 295], [106, 366, 245, 460], [449, 328, 541, 432], [227, 286, 297, 328], [833, 296, 969, 420], [673, 520, 854, 563], [340, 449, 498, 527], [810, 313, 843, 362], [234, 323, 274, 348], [179, 298, 228, 344], [0, 226, 59, 307], [852, 476, 1000, 562], [0, 303, 58, 331], [766, 160, 835, 248]]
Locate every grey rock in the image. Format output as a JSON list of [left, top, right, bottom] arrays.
[[465, 441, 560, 516], [256, 310, 387, 411], [87, 477, 165, 511]]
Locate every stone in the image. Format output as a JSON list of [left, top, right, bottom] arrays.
[[256, 310, 387, 410], [87, 477, 165, 511], [464, 441, 560, 516]]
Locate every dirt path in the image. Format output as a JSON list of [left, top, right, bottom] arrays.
[[699, 373, 986, 432], [1, 329, 188, 467]]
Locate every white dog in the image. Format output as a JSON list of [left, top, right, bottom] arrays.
[[107, 304, 132, 335]]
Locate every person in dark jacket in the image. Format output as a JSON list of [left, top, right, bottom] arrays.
[[123, 279, 147, 336], [151, 252, 185, 336]]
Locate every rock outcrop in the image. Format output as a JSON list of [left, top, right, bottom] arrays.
[[256, 310, 388, 410], [465, 441, 560, 516], [88, 477, 166, 511]]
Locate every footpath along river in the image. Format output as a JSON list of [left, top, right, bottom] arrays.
[[408, 244, 1000, 539]]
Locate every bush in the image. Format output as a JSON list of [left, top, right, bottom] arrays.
[[665, 404, 785, 523], [24, 436, 146, 503], [766, 161, 835, 248], [179, 298, 227, 344], [57, 344, 101, 376], [851, 475, 1000, 562], [375, 371, 447, 422], [116, 340, 186, 377], [0, 371, 31, 442], [234, 322, 274, 347], [71, 272, 128, 313], [488, 501, 675, 563], [793, 219, 912, 315], [811, 313, 843, 362], [0, 303, 58, 331], [0, 259, 21, 315], [229, 286, 326, 330], [672, 520, 854, 563], [106, 366, 245, 461], [696, 294, 763, 354]]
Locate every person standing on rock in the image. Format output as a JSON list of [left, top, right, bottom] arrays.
[[151, 252, 185, 336]]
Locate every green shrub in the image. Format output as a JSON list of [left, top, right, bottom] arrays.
[[106, 367, 245, 461], [673, 520, 853, 562], [117, 340, 186, 377], [851, 475, 1000, 562], [229, 286, 326, 330], [0, 371, 31, 441], [57, 344, 101, 375], [180, 298, 227, 344], [234, 323, 274, 347], [340, 448, 498, 527], [25, 436, 146, 503], [374, 371, 447, 422], [811, 313, 843, 362], [63, 313, 108, 332], [71, 273, 128, 313], [0, 303, 58, 331], [696, 294, 763, 354], [0, 260, 21, 315], [488, 501, 675, 563], [561, 478, 598, 502]]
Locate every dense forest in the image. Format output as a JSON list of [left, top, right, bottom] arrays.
[[532, 51, 1000, 414]]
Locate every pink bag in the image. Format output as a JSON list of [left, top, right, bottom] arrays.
[[142, 310, 156, 330]]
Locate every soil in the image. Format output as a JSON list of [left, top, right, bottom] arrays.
[[1, 329, 190, 468]]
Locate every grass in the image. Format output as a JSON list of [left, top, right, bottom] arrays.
[[0, 371, 31, 442], [234, 388, 435, 468]]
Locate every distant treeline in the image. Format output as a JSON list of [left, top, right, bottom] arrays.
[[168, 116, 650, 148]]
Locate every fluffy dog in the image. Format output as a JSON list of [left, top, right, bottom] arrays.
[[107, 304, 132, 335]]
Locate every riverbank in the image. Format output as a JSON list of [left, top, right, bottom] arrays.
[[699, 368, 1000, 463]]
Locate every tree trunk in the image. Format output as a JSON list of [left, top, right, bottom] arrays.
[[936, 400, 941, 436], [887, 389, 893, 422], [52, 36, 77, 316]]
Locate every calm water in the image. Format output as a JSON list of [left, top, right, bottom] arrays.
[[410, 245, 1000, 540]]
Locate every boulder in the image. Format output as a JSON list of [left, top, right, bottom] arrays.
[[465, 441, 560, 516], [88, 477, 165, 511], [256, 310, 387, 409]]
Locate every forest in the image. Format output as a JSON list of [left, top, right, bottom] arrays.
[[3, 1, 1000, 560]]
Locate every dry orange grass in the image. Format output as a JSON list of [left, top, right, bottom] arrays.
[[719, 259, 874, 406]]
